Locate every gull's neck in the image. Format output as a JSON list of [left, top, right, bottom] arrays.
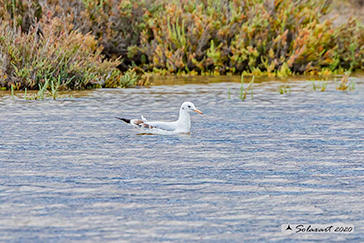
[[176, 107, 191, 132]]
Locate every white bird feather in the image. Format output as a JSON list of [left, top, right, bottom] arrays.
[[116, 102, 203, 134]]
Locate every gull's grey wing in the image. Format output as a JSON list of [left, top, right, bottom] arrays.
[[144, 121, 177, 131]]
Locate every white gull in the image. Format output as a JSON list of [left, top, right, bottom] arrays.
[[116, 102, 203, 135]]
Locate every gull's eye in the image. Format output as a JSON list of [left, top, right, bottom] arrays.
[[188, 105, 191, 108]]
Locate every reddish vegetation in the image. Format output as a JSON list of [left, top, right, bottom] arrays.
[[1, 0, 364, 90]]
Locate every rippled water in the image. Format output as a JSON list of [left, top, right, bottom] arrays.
[[1, 77, 364, 242]]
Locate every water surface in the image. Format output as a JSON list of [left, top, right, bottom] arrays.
[[0, 77, 363, 242]]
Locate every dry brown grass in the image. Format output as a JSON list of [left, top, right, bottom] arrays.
[[328, 0, 364, 26]]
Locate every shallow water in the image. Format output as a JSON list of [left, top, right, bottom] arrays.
[[1, 77, 364, 242]]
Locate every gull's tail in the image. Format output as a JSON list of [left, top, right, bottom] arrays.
[[115, 117, 131, 123]]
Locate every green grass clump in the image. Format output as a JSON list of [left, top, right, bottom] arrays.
[[240, 75, 254, 101], [311, 80, 328, 92], [10, 77, 73, 100], [117, 68, 139, 88], [278, 84, 291, 94]]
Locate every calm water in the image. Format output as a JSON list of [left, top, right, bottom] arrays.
[[0, 77, 364, 242]]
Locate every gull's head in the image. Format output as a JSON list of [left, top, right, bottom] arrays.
[[181, 102, 203, 115]]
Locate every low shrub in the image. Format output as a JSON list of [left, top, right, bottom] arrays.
[[138, 0, 364, 75], [0, 15, 122, 90], [1, 0, 364, 90]]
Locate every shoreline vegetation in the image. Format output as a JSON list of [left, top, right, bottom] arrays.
[[5, 74, 359, 101], [1, 0, 364, 91]]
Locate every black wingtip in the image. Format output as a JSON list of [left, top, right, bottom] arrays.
[[115, 117, 131, 123]]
